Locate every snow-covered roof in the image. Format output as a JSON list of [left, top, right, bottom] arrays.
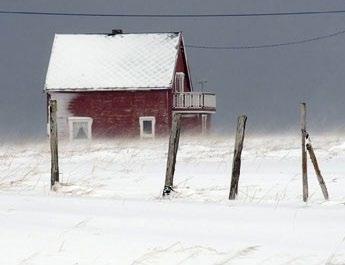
[[45, 32, 181, 91]]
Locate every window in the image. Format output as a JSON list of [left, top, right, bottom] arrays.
[[68, 117, 93, 141], [175, 72, 185, 92], [139, 116, 155, 138]]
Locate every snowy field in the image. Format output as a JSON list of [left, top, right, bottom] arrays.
[[0, 134, 345, 264]]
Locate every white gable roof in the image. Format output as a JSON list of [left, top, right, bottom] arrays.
[[45, 32, 181, 91]]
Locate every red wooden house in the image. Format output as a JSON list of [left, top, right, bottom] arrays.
[[44, 30, 216, 140]]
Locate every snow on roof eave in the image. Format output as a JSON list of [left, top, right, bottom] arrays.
[[44, 85, 173, 92]]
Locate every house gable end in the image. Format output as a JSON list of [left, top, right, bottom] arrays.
[[172, 35, 193, 92]]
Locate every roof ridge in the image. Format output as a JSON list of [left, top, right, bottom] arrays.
[[55, 31, 181, 36]]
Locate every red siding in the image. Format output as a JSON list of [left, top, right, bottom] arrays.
[[68, 90, 171, 137]]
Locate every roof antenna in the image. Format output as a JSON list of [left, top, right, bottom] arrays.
[[198, 79, 208, 92]]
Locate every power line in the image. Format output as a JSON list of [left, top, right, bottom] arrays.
[[2, 9, 345, 18], [186, 28, 345, 50], [2, 9, 345, 50]]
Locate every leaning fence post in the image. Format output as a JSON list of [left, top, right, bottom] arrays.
[[49, 99, 59, 189], [306, 136, 329, 200], [163, 113, 182, 196], [301, 102, 308, 202], [229, 115, 247, 200]]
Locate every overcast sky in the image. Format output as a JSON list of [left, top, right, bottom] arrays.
[[1, 0, 345, 139]]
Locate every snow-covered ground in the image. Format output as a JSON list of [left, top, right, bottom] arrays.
[[0, 134, 345, 264]]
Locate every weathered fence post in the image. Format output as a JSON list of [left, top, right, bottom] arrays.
[[163, 113, 182, 196], [49, 99, 59, 189], [306, 137, 329, 200], [301, 103, 308, 202], [229, 115, 247, 200]]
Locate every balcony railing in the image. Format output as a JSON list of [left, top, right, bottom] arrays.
[[173, 92, 216, 111]]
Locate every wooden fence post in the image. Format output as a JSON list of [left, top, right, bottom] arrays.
[[49, 99, 59, 189], [301, 103, 308, 202], [229, 115, 247, 200], [163, 113, 182, 196], [306, 139, 329, 200]]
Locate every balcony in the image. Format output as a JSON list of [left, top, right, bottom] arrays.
[[173, 92, 216, 112]]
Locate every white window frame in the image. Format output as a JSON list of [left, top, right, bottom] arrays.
[[175, 72, 185, 92], [139, 116, 156, 138], [68, 117, 93, 141]]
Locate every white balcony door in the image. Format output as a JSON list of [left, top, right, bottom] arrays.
[[175, 72, 185, 92]]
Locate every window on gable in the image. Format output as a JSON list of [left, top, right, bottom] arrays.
[[139, 116, 155, 138], [175, 72, 185, 92], [68, 117, 93, 141]]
